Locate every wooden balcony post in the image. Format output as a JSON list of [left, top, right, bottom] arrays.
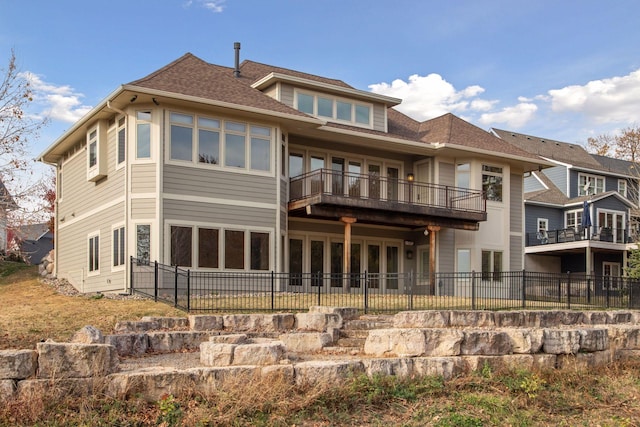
[[428, 225, 441, 295], [341, 216, 357, 291]]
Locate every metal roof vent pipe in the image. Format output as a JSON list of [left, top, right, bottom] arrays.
[[234, 42, 241, 77]]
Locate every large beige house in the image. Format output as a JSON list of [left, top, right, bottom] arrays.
[[39, 47, 546, 293]]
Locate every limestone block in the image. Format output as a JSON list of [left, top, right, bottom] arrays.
[[308, 306, 359, 320], [294, 360, 364, 386], [106, 367, 193, 401], [142, 316, 189, 329], [295, 313, 342, 331], [630, 311, 640, 324], [200, 342, 235, 366], [579, 329, 609, 352], [560, 311, 584, 325], [104, 334, 148, 357], [17, 378, 95, 398], [582, 311, 609, 325], [393, 311, 449, 328], [113, 320, 159, 333], [557, 350, 613, 370], [188, 366, 259, 396], [0, 350, 37, 380], [209, 334, 248, 344], [412, 357, 466, 380], [279, 333, 333, 353], [614, 349, 640, 361], [542, 329, 581, 354], [503, 328, 544, 354], [233, 342, 286, 365], [37, 342, 118, 379], [71, 326, 104, 344], [494, 311, 525, 327], [0, 380, 15, 399], [608, 311, 633, 324], [362, 358, 414, 378], [223, 314, 295, 332], [189, 315, 224, 331], [364, 328, 427, 357], [608, 326, 640, 350], [524, 311, 566, 328], [449, 311, 495, 328], [147, 331, 211, 353], [45, 263, 54, 274], [261, 364, 295, 383], [461, 330, 512, 355], [424, 329, 464, 357]]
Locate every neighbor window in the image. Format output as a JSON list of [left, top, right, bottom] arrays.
[[578, 173, 604, 196], [481, 250, 502, 281], [88, 234, 100, 273], [537, 218, 548, 232], [482, 165, 503, 202], [136, 111, 151, 159], [112, 226, 125, 268], [457, 249, 471, 273], [565, 210, 583, 230], [618, 179, 628, 197], [456, 163, 470, 189]]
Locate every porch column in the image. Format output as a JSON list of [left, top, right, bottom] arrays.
[[341, 216, 357, 291], [427, 225, 441, 295]]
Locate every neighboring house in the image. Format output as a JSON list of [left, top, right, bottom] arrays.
[[492, 129, 637, 285], [8, 222, 53, 264], [0, 179, 18, 253], [39, 48, 546, 294]]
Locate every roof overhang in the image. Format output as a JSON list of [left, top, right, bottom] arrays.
[[251, 72, 402, 107]]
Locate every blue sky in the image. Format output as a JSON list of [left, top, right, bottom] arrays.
[[2, 0, 640, 163]]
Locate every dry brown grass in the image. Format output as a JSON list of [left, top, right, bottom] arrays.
[[0, 264, 185, 350]]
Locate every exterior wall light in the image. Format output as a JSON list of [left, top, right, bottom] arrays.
[[407, 173, 415, 182]]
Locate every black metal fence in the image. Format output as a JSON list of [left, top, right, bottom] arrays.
[[130, 258, 640, 313]]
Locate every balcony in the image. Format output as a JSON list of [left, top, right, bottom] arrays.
[[526, 227, 634, 247], [288, 169, 487, 230]]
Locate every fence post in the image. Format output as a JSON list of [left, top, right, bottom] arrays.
[[471, 270, 477, 310], [364, 270, 369, 314], [587, 275, 592, 304], [606, 276, 610, 308], [566, 271, 571, 310], [521, 269, 526, 309], [186, 269, 191, 312], [129, 256, 134, 295], [271, 271, 275, 311], [174, 265, 179, 308], [408, 270, 414, 311], [154, 261, 159, 303]]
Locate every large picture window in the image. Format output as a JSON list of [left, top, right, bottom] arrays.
[[198, 228, 219, 268], [170, 226, 192, 267], [250, 232, 269, 270], [482, 165, 503, 202]]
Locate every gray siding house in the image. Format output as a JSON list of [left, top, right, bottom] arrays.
[[39, 49, 546, 294], [493, 129, 638, 288]]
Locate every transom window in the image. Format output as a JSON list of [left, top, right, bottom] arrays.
[[169, 112, 272, 173], [578, 173, 604, 196], [295, 91, 372, 127], [482, 165, 503, 202]]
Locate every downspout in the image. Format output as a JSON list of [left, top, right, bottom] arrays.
[[107, 100, 129, 293]]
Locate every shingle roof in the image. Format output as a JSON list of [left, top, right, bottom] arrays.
[[492, 128, 602, 170], [591, 154, 636, 177]]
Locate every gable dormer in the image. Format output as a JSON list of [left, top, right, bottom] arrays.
[[251, 72, 401, 133]]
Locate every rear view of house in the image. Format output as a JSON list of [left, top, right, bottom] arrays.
[[39, 46, 546, 294]]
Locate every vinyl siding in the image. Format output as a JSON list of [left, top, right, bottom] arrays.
[[542, 166, 568, 196], [438, 229, 454, 272], [57, 202, 126, 293], [131, 198, 156, 219], [290, 137, 412, 164], [163, 164, 277, 204], [510, 235, 522, 270], [372, 104, 386, 132], [524, 175, 546, 193], [280, 84, 294, 108], [525, 205, 563, 235], [510, 173, 523, 233], [131, 163, 156, 193], [163, 199, 276, 228], [438, 162, 455, 186]]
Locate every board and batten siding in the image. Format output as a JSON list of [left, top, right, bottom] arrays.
[[57, 202, 126, 293], [163, 199, 276, 228], [510, 173, 523, 233], [163, 165, 277, 204], [131, 163, 156, 193]]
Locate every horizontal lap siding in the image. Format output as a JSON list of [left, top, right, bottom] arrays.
[[439, 229, 454, 272], [163, 165, 277, 204], [131, 198, 156, 219], [57, 202, 125, 293], [131, 164, 156, 193], [163, 199, 276, 228], [373, 104, 386, 132], [510, 235, 523, 270], [510, 173, 523, 233]]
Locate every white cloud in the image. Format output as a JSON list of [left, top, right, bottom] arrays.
[[547, 69, 640, 124], [200, 0, 225, 12], [19, 72, 92, 123], [369, 73, 502, 122], [478, 103, 538, 128]]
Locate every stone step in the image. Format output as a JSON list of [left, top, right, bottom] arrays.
[[322, 346, 362, 356], [336, 337, 366, 348], [342, 319, 394, 330], [339, 329, 370, 340]]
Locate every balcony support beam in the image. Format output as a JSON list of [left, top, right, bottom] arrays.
[[427, 225, 441, 294]]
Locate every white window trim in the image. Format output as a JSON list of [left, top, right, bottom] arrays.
[[294, 89, 374, 129], [165, 110, 275, 177], [481, 164, 504, 203], [86, 121, 107, 182], [578, 172, 605, 196], [87, 231, 100, 277], [602, 261, 621, 290], [565, 209, 583, 229], [537, 218, 548, 232], [134, 110, 153, 163], [111, 223, 126, 272], [618, 179, 628, 197], [115, 116, 126, 170]]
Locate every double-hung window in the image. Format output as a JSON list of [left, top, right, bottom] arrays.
[[112, 226, 125, 268], [87, 121, 107, 181], [481, 250, 502, 281], [618, 179, 628, 198], [88, 233, 100, 274], [578, 173, 604, 196]]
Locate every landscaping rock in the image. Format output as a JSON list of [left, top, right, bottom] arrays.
[[71, 326, 104, 344], [364, 328, 427, 357], [503, 328, 544, 354], [494, 311, 525, 327], [294, 360, 364, 386], [113, 320, 159, 333], [200, 342, 235, 366], [142, 316, 189, 329], [189, 315, 224, 331], [233, 342, 286, 365], [308, 306, 359, 320], [295, 313, 342, 331], [147, 331, 212, 353], [412, 356, 466, 380], [542, 329, 581, 354], [579, 329, 609, 352], [449, 311, 495, 327], [209, 334, 249, 344], [279, 332, 333, 353], [0, 380, 15, 399], [362, 358, 414, 378], [460, 330, 512, 355], [37, 342, 118, 378], [104, 334, 148, 357], [393, 311, 449, 328], [423, 329, 465, 356], [0, 350, 37, 380]]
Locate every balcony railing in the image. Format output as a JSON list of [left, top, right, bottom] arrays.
[[526, 226, 634, 247], [289, 169, 486, 215]]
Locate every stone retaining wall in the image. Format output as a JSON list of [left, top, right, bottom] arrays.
[[2, 308, 640, 402]]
